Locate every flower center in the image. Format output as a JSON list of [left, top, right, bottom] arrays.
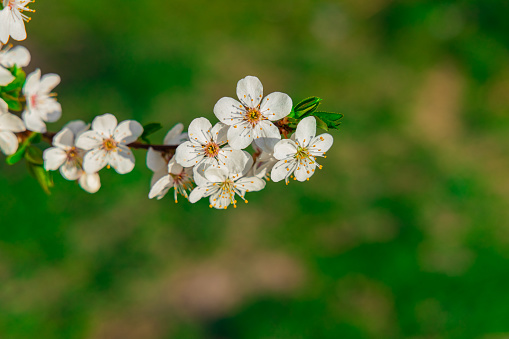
[[67, 147, 78, 159], [30, 94, 38, 108], [295, 146, 310, 160], [103, 138, 117, 151], [204, 142, 220, 158], [245, 107, 262, 126]]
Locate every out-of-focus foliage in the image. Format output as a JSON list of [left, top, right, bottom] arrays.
[[1, 0, 509, 338]]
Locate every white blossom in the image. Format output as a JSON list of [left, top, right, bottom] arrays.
[[43, 120, 89, 181], [0, 0, 34, 44], [43, 120, 102, 193], [0, 97, 24, 155], [76, 113, 143, 175], [175, 117, 248, 175], [0, 44, 30, 86], [146, 123, 187, 187], [213, 75, 292, 152], [271, 116, 333, 184], [22, 69, 62, 133], [188, 151, 265, 209], [148, 158, 194, 202]]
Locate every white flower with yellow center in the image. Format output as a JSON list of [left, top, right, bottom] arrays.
[[148, 158, 194, 202], [43, 120, 89, 181], [175, 117, 248, 175], [0, 0, 34, 44], [0, 97, 24, 155], [189, 151, 266, 209], [271, 116, 333, 184], [213, 75, 292, 152], [146, 123, 188, 186], [0, 44, 30, 86], [22, 69, 62, 133], [76, 113, 143, 175]]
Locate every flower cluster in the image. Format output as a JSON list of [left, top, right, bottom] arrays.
[[0, 5, 343, 209]]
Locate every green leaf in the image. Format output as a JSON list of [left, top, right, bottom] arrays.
[[26, 162, 54, 195], [311, 111, 344, 131], [25, 146, 44, 165], [2, 66, 26, 93], [292, 96, 322, 118], [6, 147, 26, 165], [6, 132, 42, 165], [141, 122, 162, 143], [0, 92, 21, 111]]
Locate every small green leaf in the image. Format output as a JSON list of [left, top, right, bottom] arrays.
[[6, 147, 26, 165], [292, 96, 322, 118], [5, 132, 42, 165], [0, 92, 21, 111], [2, 66, 26, 93], [25, 146, 44, 165], [312, 111, 344, 131], [141, 122, 162, 143], [26, 162, 54, 195]]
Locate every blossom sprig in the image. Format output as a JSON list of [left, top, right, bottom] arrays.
[[0, 6, 344, 209]]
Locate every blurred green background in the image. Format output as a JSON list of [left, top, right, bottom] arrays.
[[1, 0, 509, 338]]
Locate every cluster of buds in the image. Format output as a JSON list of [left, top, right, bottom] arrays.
[[0, 3, 343, 209]]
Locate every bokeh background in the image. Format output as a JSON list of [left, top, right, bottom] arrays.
[[1, 0, 509, 338]]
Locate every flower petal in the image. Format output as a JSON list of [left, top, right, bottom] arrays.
[[253, 120, 281, 153], [168, 157, 184, 175], [260, 92, 293, 121], [3, 45, 30, 67], [39, 73, 60, 93], [22, 110, 46, 133], [175, 141, 205, 167], [234, 176, 266, 193], [0, 112, 25, 133], [188, 117, 212, 145], [211, 122, 229, 145], [163, 123, 185, 145], [295, 116, 316, 148], [236, 76, 263, 108], [82, 148, 108, 173], [92, 113, 117, 137], [23, 68, 41, 95], [60, 161, 81, 181], [113, 120, 143, 144], [109, 145, 135, 174], [273, 139, 298, 160], [209, 190, 232, 209], [0, 9, 11, 44], [294, 157, 317, 182], [309, 133, 334, 156], [271, 159, 298, 183], [0, 66, 14, 86], [43, 147, 67, 170], [64, 120, 88, 136], [79, 172, 101, 194], [148, 175, 172, 200], [0, 131, 18, 155], [146, 147, 167, 172], [75, 130, 103, 150], [7, 10, 27, 41], [204, 167, 229, 183], [227, 121, 253, 150], [213, 97, 245, 126], [189, 186, 212, 204], [53, 128, 74, 149]]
